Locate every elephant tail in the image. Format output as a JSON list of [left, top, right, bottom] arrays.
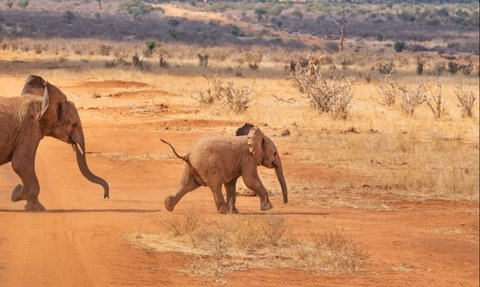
[[161, 139, 206, 186], [161, 139, 187, 161]]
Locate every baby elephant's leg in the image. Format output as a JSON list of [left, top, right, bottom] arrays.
[[242, 170, 273, 211], [225, 178, 239, 214], [210, 183, 228, 214], [165, 168, 200, 212]]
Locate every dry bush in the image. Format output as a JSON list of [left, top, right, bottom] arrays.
[[228, 215, 287, 249], [309, 231, 367, 273], [400, 82, 426, 116], [447, 61, 460, 74], [194, 76, 253, 112], [377, 59, 394, 75], [163, 213, 201, 247], [291, 69, 314, 93], [374, 77, 398, 106], [158, 56, 168, 68], [455, 85, 476, 118], [221, 81, 253, 112], [429, 61, 446, 76], [416, 57, 425, 75], [374, 78, 426, 116], [460, 62, 473, 76], [132, 54, 150, 71], [208, 228, 231, 277], [245, 50, 263, 71], [104, 56, 129, 68], [425, 83, 446, 119], [306, 76, 353, 119], [197, 53, 209, 67], [261, 216, 287, 246], [292, 68, 353, 119], [99, 44, 112, 56], [193, 75, 226, 104]]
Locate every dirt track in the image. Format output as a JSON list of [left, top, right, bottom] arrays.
[[0, 78, 478, 287]]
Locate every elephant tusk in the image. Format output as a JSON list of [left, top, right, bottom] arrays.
[[75, 142, 84, 155]]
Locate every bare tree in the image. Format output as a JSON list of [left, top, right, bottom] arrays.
[[329, 7, 356, 51]]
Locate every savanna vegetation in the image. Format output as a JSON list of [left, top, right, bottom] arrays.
[[0, 0, 478, 286]]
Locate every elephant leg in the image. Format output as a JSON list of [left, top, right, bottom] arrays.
[[225, 179, 239, 214], [11, 150, 45, 211], [165, 168, 200, 212], [210, 183, 228, 214], [242, 170, 273, 211]]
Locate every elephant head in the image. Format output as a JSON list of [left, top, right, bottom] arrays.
[[21, 75, 109, 199], [247, 127, 288, 203]]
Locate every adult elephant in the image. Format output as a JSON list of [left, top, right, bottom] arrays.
[[161, 127, 287, 214], [0, 75, 109, 211]]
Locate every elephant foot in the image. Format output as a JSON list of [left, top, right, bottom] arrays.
[[217, 205, 229, 214], [228, 206, 239, 214], [25, 199, 45, 212], [260, 200, 273, 211], [164, 196, 175, 212], [11, 184, 24, 202]]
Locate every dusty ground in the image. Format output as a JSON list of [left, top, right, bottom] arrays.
[[0, 71, 478, 287]]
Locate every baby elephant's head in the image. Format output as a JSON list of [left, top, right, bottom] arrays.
[[247, 127, 288, 203]]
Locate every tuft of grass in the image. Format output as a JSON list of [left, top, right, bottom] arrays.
[[128, 215, 367, 279], [163, 212, 201, 247]]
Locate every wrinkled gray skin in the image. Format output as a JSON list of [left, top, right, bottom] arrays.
[[0, 75, 109, 211], [162, 127, 288, 214]]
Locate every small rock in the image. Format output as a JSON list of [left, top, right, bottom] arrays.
[[281, 129, 291, 136], [344, 127, 359, 134]]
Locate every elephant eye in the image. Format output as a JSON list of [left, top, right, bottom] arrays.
[[274, 152, 277, 156]]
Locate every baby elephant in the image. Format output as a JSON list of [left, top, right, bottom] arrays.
[[161, 127, 288, 214]]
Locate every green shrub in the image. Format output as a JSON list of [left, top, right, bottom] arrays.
[[63, 11, 75, 24], [255, 8, 267, 21], [168, 19, 180, 27], [18, 0, 29, 9], [120, 0, 152, 17], [447, 61, 459, 74], [145, 39, 157, 54], [394, 41, 406, 52]]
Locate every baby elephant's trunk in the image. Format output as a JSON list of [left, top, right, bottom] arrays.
[[274, 157, 288, 204]]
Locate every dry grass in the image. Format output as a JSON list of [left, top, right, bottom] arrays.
[[127, 214, 368, 278], [1, 39, 478, 206]]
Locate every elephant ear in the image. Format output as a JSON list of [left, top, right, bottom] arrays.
[[21, 75, 67, 123], [247, 127, 264, 166], [21, 75, 47, 97]]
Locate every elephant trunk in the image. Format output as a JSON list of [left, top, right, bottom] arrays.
[[73, 130, 109, 199], [274, 157, 288, 204]]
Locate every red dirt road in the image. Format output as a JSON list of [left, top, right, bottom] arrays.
[[0, 81, 478, 287]]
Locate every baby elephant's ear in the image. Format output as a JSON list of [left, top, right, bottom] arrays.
[[247, 127, 264, 166], [21, 75, 47, 97]]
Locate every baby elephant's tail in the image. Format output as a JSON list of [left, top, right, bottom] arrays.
[[160, 139, 187, 161]]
